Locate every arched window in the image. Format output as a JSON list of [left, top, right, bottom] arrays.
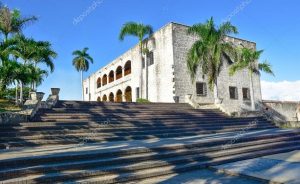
[[102, 74, 107, 86], [102, 94, 107, 102], [116, 89, 123, 102], [124, 60, 131, 76], [97, 77, 101, 88], [125, 86, 132, 102], [109, 92, 114, 102], [97, 96, 101, 102], [116, 66, 123, 80], [109, 70, 114, 83]]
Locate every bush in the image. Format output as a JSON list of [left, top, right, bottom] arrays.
[[136, 98, 151, 103], [0, 87, 32, 100]]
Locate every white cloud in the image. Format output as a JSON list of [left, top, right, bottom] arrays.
[[261, 80, 300, 101]]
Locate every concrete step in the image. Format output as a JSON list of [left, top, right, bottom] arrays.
[[0, 116, 268, 127], [0, 126, 276, 149], [0, 124, 275, 140], [33, 116, 267, 122], [0, 121, 273, 137], [1, 140, 299, 183]]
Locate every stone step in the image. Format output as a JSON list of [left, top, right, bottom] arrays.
[[0, 124, 275, 140], [1, 130, 297, 168], [0, 127, 286, 150], [0, 126, 276, 149], [1, 140, 299, 183], [76, 144, 300, 184], [35, 113, 226, 118], [33, 116, 267, 122], [0, 121, 273, 137], [1, 134, 299, 177], [0, 116, 267, 127]]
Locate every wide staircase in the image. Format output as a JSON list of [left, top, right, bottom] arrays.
[[0, 101, 300, 183]]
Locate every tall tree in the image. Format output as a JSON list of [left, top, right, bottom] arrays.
[[229, 48, 274, 110], [187, 17, 239, 104], [10, 35, 38, 102], [31, 41, 57, 90], [119, 22, 153, 100], [72, 47, 94, 101], [0, 7, 37, 40]]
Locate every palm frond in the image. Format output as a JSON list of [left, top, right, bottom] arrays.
[[258, 61, 274, 76]]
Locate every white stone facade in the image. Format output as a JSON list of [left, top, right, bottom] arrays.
[[83, 22, 262, 113]]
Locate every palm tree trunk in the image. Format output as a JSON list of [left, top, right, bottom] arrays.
[[139, 42, 143, 99], [20, 82, 23, 104], [249, 73, 255, 110], [145, 54, 148, 100], [213, 79, 220, 104], [81, 71, 84, 101], [15, 81, 18, 105]]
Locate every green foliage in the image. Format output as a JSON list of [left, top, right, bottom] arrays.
[[136, 98, 151, 103], [119, 22, 153, 53], [229, 48, 274, 76], [0, 99, 21, 112], [0, 6, 37, 39], [72, 47, 94, 72], [0, 86, 31, 100], [186, 17, 239, 90], [0, 5, 56, 104]]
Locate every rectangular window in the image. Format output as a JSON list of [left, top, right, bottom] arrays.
[[142, 58, 145, 69], [136, 87, 140, 99], [196, 82, 207, 96], [147, 51, 154, 66], [242, 88, 250, 100], [86, 88, 88, 94], [229, 86, 238, 99]]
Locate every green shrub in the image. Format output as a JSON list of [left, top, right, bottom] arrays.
[[136, 98, 151, 103]]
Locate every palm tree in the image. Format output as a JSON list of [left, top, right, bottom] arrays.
[[119, 22, 153, 100], [10, 35, 39, 102], [27, 64, 49, 90], [72, 47, 94, 101], [0, 7, 37, 41], [229, 48, 274, 110], [31, 41, 57, 90], [187, 17, 239, 104]]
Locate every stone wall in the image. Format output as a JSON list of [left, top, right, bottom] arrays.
[[263, 100, 300, 124], [0, 89, 60, 124], [172, 22, 261, 114]]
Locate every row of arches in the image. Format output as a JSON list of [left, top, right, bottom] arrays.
[[97, 86, 132, 102], [97, 61, 131, 88]]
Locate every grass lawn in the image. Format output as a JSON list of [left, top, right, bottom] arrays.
[[0, 99, 21, 112]]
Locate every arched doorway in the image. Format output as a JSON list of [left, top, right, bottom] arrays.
[[124, 60, 131, 76], [102, 94, 107, 102], [109, 70, 114, 83], [116, 66, 123, 80], [109, 92, 114, 102], [116, 89, 123, 102], [97, 96, 101, 102], [102, 74, 107, 86], [125, 86, 132, 102], [97, 77, 101, 88]]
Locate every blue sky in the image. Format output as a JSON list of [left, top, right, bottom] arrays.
[[2, 0, 300, 100]]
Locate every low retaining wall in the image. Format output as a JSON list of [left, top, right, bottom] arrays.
[[0, 88, 60, 125], [0, 112, 28, 124], [263, 100, 300, 127]]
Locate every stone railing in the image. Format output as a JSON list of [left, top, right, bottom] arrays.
[[260, 100, 300, 128], [0, 88, 60, 124]]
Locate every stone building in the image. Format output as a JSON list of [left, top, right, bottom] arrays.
[[83, 22, 262, 113]]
